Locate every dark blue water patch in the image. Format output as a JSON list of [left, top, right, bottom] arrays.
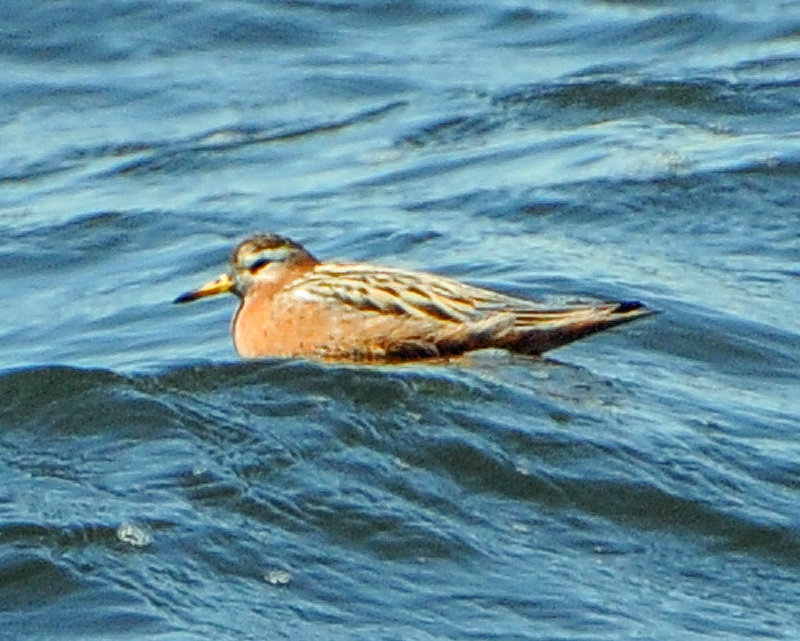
[[733, 155, 800, 179], [143, 362, 517, 561], [0, 210, 168, 274], [0, 527, 177, 635], [0, 127, 262, 185], [391, 76, 800, 160], [365, 132, 597, 193], [298, 73, 418, 100], [1, 3, 135, 64], [0, 351, 798, 638], [0, 520, 166, 553], [633, 303, 800, 380], [492, 77, 800, 131], [761, 18, 800, 42], [492, 8, 750, 52], [505, 162, 800, 252], [343, 228, 444, 260], [317, 0, 471, 26], [0, 80, 160, 128], [0, 551, 82, 609], [102, 100, 406, 178], [0, 208, 261, 290], [1, 1, 331, 64], [169, 4, 331, 50], [394, 416, 800, 567], [0, 133, 160, 186], [151, 358, 484, 401], [140, 360, 796, 560], [0, 365, 183, 438], [0, 140, 144, 187], [404, 187, 567, 226], [0, 91, 404, 186], [487, 6, 564, 31], [276, 485, 478, 561], [605, 12, 752, 49], [0, 552, 167, 638], [733, 53, 800, 75], [399, 113, 506, 149], [0, 366, 127, 415], [8, 208, 144, 240], [0, 356, 634, 451]]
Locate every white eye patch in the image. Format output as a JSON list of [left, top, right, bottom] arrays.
[[242, 247, 294, 271]]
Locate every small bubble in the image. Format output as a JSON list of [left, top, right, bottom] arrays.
[[116, 522, 152, 548], [264, 569, 292, 586]]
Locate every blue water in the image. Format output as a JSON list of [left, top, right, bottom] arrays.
[[2, 1, 800, 639]]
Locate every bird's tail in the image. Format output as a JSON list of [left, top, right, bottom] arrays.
[[502, 300, 655, 355]]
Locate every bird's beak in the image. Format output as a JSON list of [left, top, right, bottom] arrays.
[[173, 273, 234, 304]]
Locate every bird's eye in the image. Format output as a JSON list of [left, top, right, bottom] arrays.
[[248, 257, 272, 272]]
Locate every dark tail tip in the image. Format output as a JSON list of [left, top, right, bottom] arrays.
[[615, 300, 645, 314]]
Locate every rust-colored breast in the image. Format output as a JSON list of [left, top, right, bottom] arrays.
[[232, 285, 467, 360]]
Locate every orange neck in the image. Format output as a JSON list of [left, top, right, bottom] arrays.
[[231, 260, 315, 357]]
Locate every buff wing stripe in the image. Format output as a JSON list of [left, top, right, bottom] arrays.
[[286, 264, 517, 323]]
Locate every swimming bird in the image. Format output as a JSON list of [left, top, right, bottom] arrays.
[[174, 233, 653, 361]]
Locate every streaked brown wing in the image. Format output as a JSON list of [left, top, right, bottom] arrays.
[[285, 264, 523, 323]]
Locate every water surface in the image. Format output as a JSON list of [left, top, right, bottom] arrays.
[[1, 1, 799, 639]]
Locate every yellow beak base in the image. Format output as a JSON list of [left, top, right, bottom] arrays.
[[173, 273, 234, 304]]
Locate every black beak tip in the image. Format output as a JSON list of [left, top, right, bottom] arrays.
[[173, 292, 195, 304]]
